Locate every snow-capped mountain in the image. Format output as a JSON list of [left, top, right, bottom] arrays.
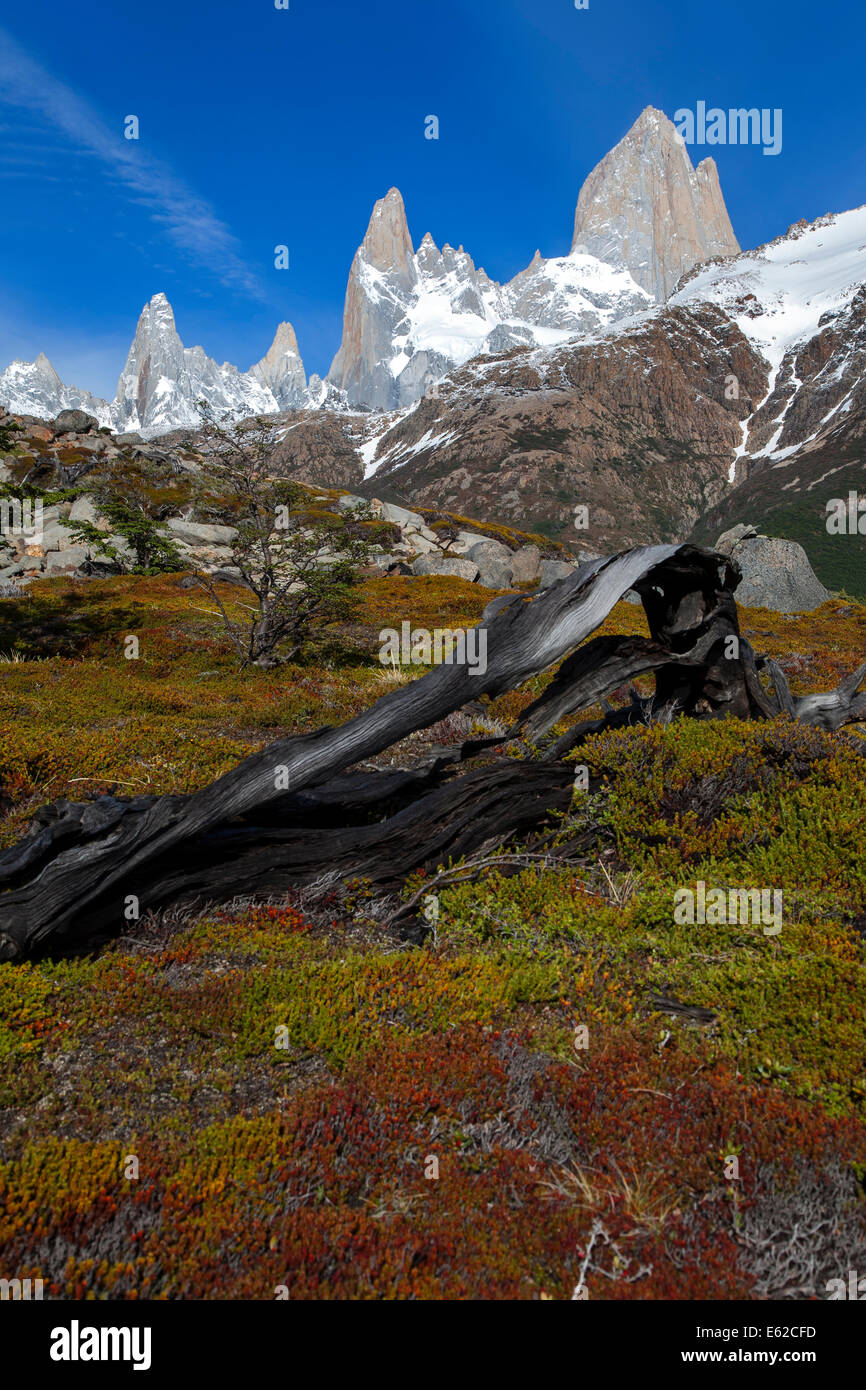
[[112, 293, 307, 436], [326, 188, 652, 410], [0, 106, 745, 432], [326, 107, 741, 411], [287, 199, 860, 564], [0, 353, 114, 427], [572, 106, 740, 301], [0, 294, 310, 439]]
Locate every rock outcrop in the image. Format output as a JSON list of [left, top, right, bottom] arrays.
[[348, 300, 768, 551]]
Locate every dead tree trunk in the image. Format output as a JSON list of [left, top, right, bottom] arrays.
[[0, 544, 862, 960]]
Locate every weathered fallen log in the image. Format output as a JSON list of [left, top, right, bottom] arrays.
[[0, 543, 862, 960], [765, 658, 866, 731]]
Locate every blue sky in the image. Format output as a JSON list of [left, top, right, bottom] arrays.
[[0, 0, 863, 397]]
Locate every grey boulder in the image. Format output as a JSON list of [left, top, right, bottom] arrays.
[[380, 501, 425, 529], [44, 546, 92, 573], [728, 535, 830, 612], [53, 409, 99, 435], [508, 544, 543, 584], [166, 518, 238, 547], [466, 538, 514, 588], [411, 554, 479, 582]]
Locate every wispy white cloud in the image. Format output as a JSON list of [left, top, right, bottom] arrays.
[[0, 24, 266, 300]]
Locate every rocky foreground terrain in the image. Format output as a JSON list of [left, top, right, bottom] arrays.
[[0, 406, 835, 612]]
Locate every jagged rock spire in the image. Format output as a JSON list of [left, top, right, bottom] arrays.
[[571, 105, 740, 301]]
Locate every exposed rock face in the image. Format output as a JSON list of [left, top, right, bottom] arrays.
[[572, 107, 740, 301], [346, 301, 768, 551], [674, 207, 866, 468], [726, 534, 831, 611], [267, 412, 367, 489], [328, 189, 418, 411]]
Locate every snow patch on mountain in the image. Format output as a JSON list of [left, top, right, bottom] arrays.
[[674, 204, 866, 463], [674, 206, 866, 369]]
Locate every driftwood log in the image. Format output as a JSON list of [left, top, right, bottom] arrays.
[[0, 544, 863, 960]]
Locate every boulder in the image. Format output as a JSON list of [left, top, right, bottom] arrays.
[[211, 567, 247, 586], [166, 518, 238, 547], [106, 535, 136, 565], [539, 559, 576, 590], [509, 545, 543, 584], [31, 520, 73, 554], [44, 547, 91, 573], [336, 494, 367, 513], [476, 562, 513, 590], [466, 538, 514, 588], [175, 543, 235, 567], [53, 409, 99, 435], [451, 530, 492, 553], [403, 534, 438, 556], [727, 535, 831, 612], [380, 501, 425, 529], [0, 555, 43, 578], [411, 554, 479, 582]]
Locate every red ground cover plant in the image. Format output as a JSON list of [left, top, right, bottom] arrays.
[[2, 1023, 864, 1300]]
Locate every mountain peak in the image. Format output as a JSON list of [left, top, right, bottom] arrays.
[[360, 188, 415, 287], [34, 352, 61, 381], [571, 106, 740, 300], [251, 320, 306, 403]]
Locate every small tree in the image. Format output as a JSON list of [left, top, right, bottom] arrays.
[[192, 401, 373, 667], [66, 458, 185, 573]]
